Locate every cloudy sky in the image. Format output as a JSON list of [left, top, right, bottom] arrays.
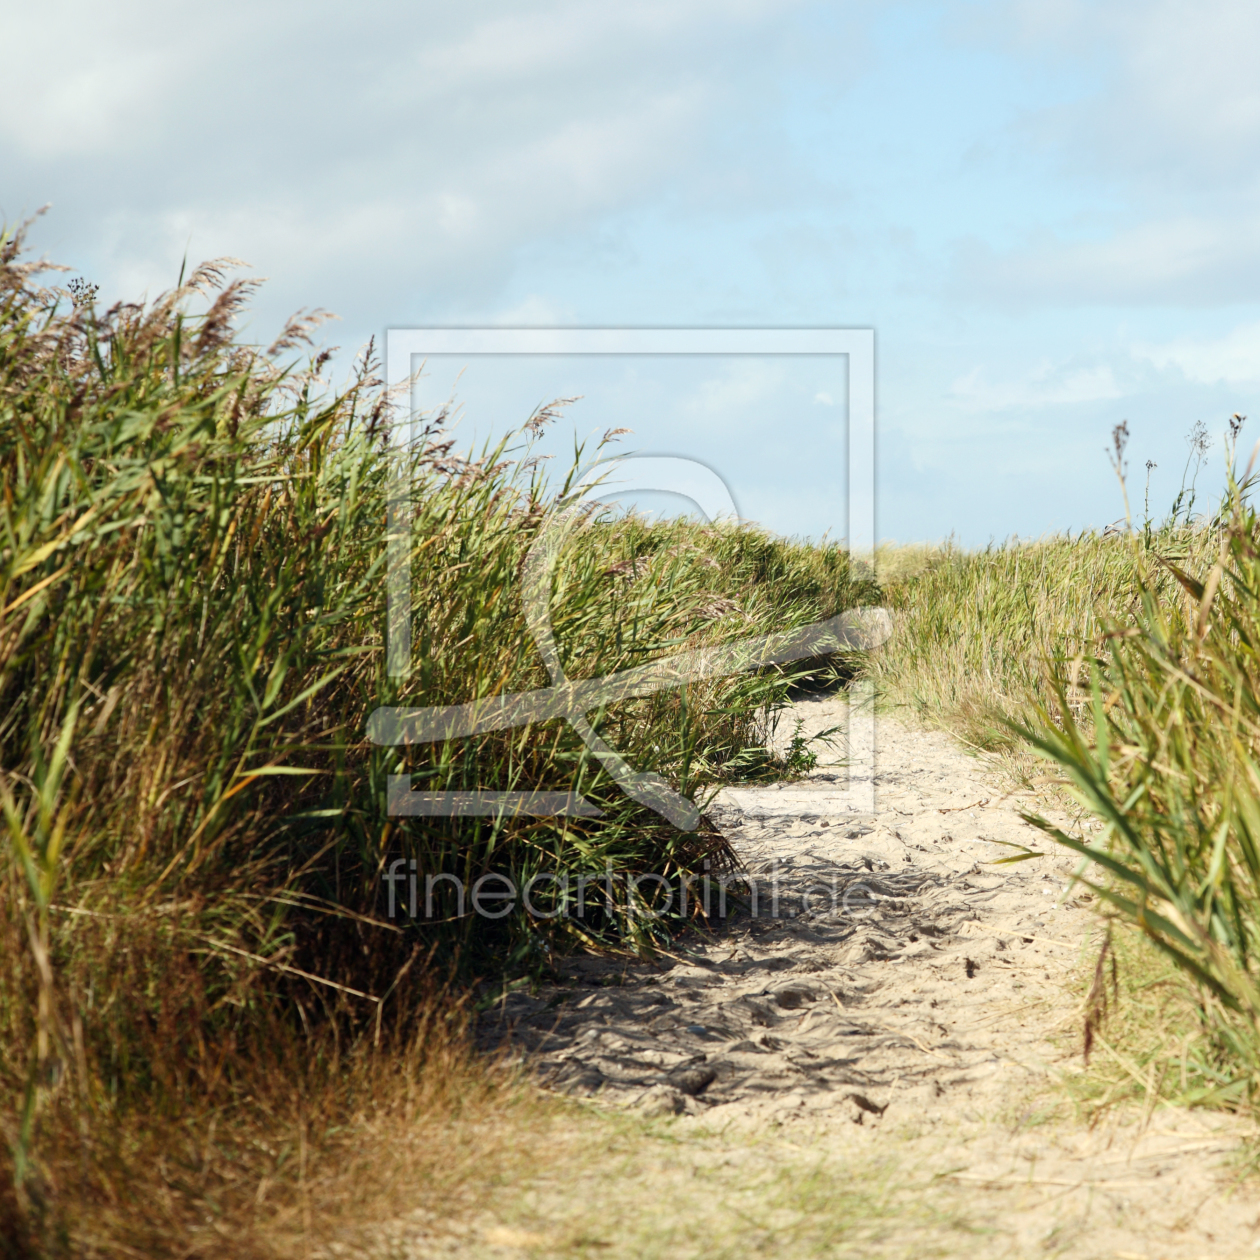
[[6, 0, 1260, 544]]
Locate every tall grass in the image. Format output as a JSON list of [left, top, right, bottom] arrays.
[[873, 428, 1260, 1112], [872, 528, 1220, 758], [0, 220, 872, 1252], [1014, 452, 1260, 1105], [872, 535, 1132, 750]]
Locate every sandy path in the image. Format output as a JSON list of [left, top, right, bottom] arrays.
[[481, 692, 1097, 1125], [423, 695, 1260, 1256]]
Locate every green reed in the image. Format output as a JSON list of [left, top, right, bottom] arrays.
[[1013, 455, 1260, 1103], [873, 428, 1260, 1109], [0, 218, 872, 1239]]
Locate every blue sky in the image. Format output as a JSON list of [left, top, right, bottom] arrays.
[[6, 0, 1260, 544]]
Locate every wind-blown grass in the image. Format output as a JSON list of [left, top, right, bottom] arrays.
[[873, 430, 1260, 1115], [1013, 458, 1260, 1106], [871, 533, 1177, 753], [0, 220, 872, 1252]]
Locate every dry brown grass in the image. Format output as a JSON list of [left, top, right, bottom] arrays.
[[5, 998, 591, 1257]]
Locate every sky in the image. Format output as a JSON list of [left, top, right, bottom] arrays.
[[6, 0, 1260, 545]]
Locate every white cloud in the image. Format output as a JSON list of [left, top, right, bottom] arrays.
[[2, 0, 807, 330], [681, 361, 790, 418], [974, 0, 1260, 185], [1, 1, 185, 159], [948, 360, 1123, 411], [1135, 321, 1260, 384], [951, 215, 1260, 307], [947, 0, 1260, 307], [488, 294, 577, 327]]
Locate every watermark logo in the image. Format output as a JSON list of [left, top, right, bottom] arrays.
[[368, 329, 883, 827], [378, 859, 882, 924]]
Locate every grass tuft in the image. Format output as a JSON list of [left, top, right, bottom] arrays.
[[0, 219, 874, 1252], [872, 432, 1260, 1120]]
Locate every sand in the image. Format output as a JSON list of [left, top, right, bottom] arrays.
[[377, 694, 1260, 1258]]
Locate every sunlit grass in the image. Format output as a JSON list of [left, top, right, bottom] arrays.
[[873, 437, 1260, 1121], [0, 217, 880, 1253]]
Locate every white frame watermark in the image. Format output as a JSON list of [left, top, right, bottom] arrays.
[[369, 329, 880, 823]]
